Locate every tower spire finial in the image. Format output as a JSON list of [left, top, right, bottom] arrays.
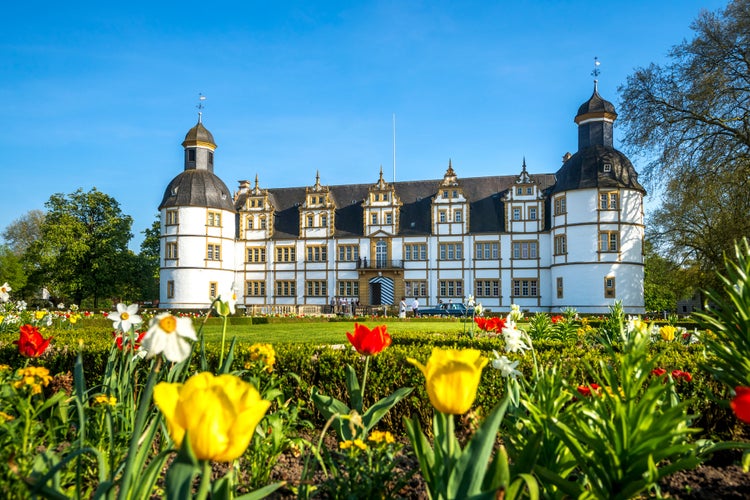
[[197, 93, 207, 123], [591, 57, 601, 91]]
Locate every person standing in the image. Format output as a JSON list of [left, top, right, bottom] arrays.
[[399, 297, 407, 318], [412, 297, 419, 317]]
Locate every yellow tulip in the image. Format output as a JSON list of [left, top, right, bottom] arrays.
[[660, 325, 677, 342], [408, 348, 488, 415], [153, 372, 271, 462]]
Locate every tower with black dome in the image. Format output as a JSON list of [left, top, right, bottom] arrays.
[[549, 83, 646, 313], [159, 115, 238, 309]]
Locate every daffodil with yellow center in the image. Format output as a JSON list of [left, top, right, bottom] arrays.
[[408, 348, 488, 415], [153, 372, 270, 462], [141, 312, 197, 363]]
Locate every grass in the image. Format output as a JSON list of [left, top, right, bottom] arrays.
[[197, 319, 473, 343]]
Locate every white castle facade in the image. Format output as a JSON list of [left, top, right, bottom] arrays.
[[159, 86, 646, 314]]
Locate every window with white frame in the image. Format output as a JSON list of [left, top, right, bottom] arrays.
[[405, 280, 427, 297], [207, 211, 222, 227], [475, 242, 498, 260], [306, 245, 327, 262], [337, 280, 359, 297], [246, 247, 266, 263], [337, 244, 359, 262], [246, 280, 266, 297], [598, 231, 619, 252], [404, 243, 427, 261], [166, 210, 178, 226], [207, 243, 221, 261], [512, 241, 538, 259], [554, 195, 567, 215], [599, 191, 619, 210], [554, 235, 567, 255], [604, 276, 616, 298], [306, 280, 327, 297], [475, 280, 500, 297], [276, 246, 296, 262], [439, 242, 463, 260], [439, 280, 463, 298], [512, 279, 538, 297], [166, 242, 178, 260], [275, 280, 296, 297]]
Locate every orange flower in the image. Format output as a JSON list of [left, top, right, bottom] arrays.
[[14, 324, 52, 358], [576, 383, 601, 397], [731, 386, 750, 424], [346, 323, 391, 355]]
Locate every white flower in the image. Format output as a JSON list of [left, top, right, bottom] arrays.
[[141, 312, 197, 363], [215, 289, 237, 316], [109, 303, 143, 332], [491, 350, 521, 378], [466, 294, 475, 307], [502, 322, 530, 353], [16, 300, 27, 311], [0, 282, 11, 302], [508, 303, 524, 322], [58, 302, 65, 310]]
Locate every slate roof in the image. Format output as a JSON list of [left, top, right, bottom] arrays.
[[235, 174, 557, 240], [551, 146, 645, 195], [159, 169, 235, 211], [576, 88, 617, 117], [182, 121, 215, 147]]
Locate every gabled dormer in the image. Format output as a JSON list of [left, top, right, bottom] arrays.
[[431, 160, 469, 235], [237, 175, 274, 240], [363, 167, 402, 237], [505, 159, 543, 232], [300, 171, 335, 238]]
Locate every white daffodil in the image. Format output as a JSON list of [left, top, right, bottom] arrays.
[[508, 303, 524, 323], [474, 302, 483, 315], [16, 300, 27, 311], [141, 312, 197, 363], [466, 294, 475, 307], [502, 321, 530, 353], [491, 350, 521, 378], [109, 303, 143, 332], [215, 289, 237, 317], [0, 282, 11, 302]]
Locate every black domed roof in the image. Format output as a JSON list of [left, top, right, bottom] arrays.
[[159, 169, 235, 211], [552, 145, 645, 194], [577, 88, 617, 117], [182, 121, 216, 147]]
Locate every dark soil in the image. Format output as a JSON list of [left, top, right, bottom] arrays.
[[264, 439, 750, 499]]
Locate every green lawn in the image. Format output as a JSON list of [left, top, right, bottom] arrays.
[[198, 319, 472, 343]]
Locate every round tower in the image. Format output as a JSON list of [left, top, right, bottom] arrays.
[[549, 84, 646, 314], [158, 117, 238, 309]]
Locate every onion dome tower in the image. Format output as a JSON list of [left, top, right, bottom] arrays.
[[549, 76, 646, 314], [159, 111, 238, 309]]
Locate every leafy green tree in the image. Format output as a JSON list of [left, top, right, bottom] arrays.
[[2, 209, 45, 255], [0, 245, 26, 296], [25, 188, 133, 308], [618, 0, 750, 293], [643, 240, 679, 313], [118, 216, 160, 304]]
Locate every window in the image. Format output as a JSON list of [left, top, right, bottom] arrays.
[[371, 213, 378, 225], [188, 149, 196, 162], [475, 280, 500, 297], [439, 243, 463, 260], [442, 190, 449, 198], [385, 212, 393, 225], [556, 277, 564, 299], [207, 243, 221, 261], [475, 242, 498, 260], [320, 214, 328, 227], [246, 217, 254, 230], [599, 191, 619, 210], [554, 235, 567, 255], [337, 244, 359, 262], [209, 282, 218, 298], [166, 210, 178, 226], [306, 245, 327, 262], [404, 243, 427, 261], [167, 280, 175, 298], [512, 207, 521, 221], [604, 276, 616, 298], [603, 163, 612, 172], [276, 246, 296, 262], [337, 281, 359, 297], [246, 247, 266, 263], [454, 209, 462, 222], [246, 280, 266, 297], [439, 280, 463, 298], [439, 211, 447, 223], [260, 216, 267, 229], [598, 231, 619, 252], [512, 241, 538, 259], [207, 211, 222, 227], [512, 279, 538, 297], [275, 280, 296, 297], [554, 196, 567, 215], [208, 151, 214, 166], [528, 207, 537, 220], [374, 193, 379, 202], [405, 280, 427, 297], [516, 187, 523, 195], [526, 187, 533, 195], [166, 242, 178, 260], [383, 193, 389, 202], [307, 214, 314, 227], [306, 280, 327, 297]]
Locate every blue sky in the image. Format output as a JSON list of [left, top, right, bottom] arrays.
[[1, 1, 727, 250]]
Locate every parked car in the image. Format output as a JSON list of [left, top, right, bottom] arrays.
[[417, 302, 469, 317]]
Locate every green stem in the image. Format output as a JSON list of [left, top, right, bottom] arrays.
[[195, 460, 212, 500], [361, 355, 370, 405], [117, 357, 162, 500], [219, 315, 228, 368]]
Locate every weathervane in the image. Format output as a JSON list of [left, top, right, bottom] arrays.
[[591, 57, 601, 90], [197, 93, 207, 122]]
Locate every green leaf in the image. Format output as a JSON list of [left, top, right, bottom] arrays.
[[310, 387, 352, 440], [219, 336, 238, 374], [234, 481, 286, 500], [165, 435, 200, 500], [361, 386, 414, 434], [344, 364, 363, 413]]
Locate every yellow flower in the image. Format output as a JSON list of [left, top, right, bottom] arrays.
[[246, 343, 276, 372], [0, 411, 14, 421], [340, 439, 368, 451], [368, 430, 395, 444], [93, 394, 118, 406], [408, 348, 488, 415], [659, 325, 677, 342], [153, 372, 270, 462], [35, 310, 47, 320]]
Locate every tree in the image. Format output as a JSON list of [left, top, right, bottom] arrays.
[[0, 245, 26, 296], [25, 188, 133, 308], [643, 239, 679, 313], [118, 215, 160, 304], [618, 0, 750, 292], [2, 209, 45, 255]]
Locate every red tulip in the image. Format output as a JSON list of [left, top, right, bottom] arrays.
[[671, 370, 693, 382], [576, 383, 601, 397], [731, 387, 750, 424], [474, 316, 506, 333], [346, 323, 391, 355], [14, 324, 52, 357], [651, 368, 667, 377]]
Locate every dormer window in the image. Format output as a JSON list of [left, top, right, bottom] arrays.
[[371, 213, 378, 224], [321, 214, 328, 227], [603, 163, 612, 173], [208, 151, 214, 166], [188, 149, 196, 162], [443, 190, 449, 198], [307, 214, 314, 227], [385, 212, 393, 225], [526, 187, 532, 195], [452, 190, 458, 198], [516, 187, 523, 195], [383, 193, 389, 201]]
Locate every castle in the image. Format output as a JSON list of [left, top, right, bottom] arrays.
[[158, 85, 646, 314]]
